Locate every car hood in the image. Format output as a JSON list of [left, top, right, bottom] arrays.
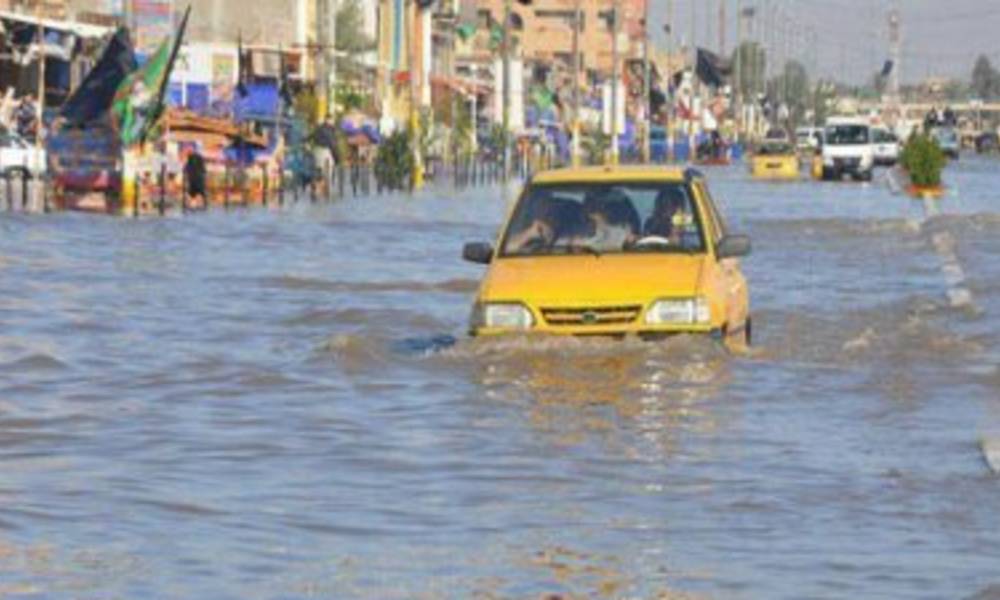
[[480, 253, 707, 306], [823, 144, 873, 157]]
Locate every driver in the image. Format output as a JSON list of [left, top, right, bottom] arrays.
[[505, 191, 560, 252]]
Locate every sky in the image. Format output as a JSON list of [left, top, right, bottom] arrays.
[[648, 0, 1000, 85]]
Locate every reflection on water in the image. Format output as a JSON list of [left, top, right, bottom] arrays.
[[1, 161, 1000, 597]]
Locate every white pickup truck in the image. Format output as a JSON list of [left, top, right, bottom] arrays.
[[0, 130, 46, 178], [821, 117, 875, 182]]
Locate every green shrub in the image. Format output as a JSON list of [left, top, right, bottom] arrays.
[[374, 130, 414, 191], [901, 133, 946, 187]]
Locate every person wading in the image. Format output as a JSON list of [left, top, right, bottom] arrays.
[[183, 146, 207, 210]]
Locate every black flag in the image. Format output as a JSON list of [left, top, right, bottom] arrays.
[[278, 46, 293, 107], [236, 31, 249, 98], [880, 60, 894, 78], [59, 27, 137, 126], [696, 47, 731, 88]]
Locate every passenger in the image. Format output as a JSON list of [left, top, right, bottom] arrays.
[[570, 190, 638, 250], [643, 188, 688, 243]]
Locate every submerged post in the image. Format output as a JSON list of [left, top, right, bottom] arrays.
[[158, 163, 166, 216]]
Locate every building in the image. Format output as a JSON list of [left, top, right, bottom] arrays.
[[0, 0, 68, 19], [470, 0, 647, 79]]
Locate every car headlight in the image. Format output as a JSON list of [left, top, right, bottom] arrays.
[[645, 298, 711, 325], [472, 302, 535, 330]]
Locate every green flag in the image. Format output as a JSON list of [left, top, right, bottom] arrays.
[[111, 36, 172, 147], [111, 6, 190, 147]]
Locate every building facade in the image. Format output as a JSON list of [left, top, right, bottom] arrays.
[[471, 0, 646, 78]]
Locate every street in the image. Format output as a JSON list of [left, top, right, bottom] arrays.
[[0, 159, 999, 598]]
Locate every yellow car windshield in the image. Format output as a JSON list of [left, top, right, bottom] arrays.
[[501, 182, 707, 257]]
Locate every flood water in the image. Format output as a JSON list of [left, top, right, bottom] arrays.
[[1, 159, 999, 599]]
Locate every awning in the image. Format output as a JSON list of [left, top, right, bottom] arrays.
[[0, 10, 111, 39]]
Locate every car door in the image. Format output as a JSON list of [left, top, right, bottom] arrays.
[[695, 181, 749, 335]]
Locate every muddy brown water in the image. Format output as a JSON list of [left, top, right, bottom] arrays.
[[1, 159, 999, 598]]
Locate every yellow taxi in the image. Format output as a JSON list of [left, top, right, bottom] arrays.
[[750, 140, 800, 180], [462, 166, 752, 348]]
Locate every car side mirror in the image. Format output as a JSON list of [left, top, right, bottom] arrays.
[[463, 242, 494, 265], [717, 235, 751, 259]]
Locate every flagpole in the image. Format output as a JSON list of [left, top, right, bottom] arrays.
[[35, 2, 45, 210], [610, 0, 619, 165]]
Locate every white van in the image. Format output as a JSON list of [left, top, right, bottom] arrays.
[[871, 127, 900, 166], [822, 117, 875, 182]]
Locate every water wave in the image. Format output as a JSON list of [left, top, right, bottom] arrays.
[[752, 217, 923, 238], [260, 275, 479, 295]]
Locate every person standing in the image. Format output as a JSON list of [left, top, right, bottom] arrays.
[[16, 95, 37, 141], [183, 145, 207, 210]]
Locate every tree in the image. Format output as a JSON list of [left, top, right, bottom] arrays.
[[730, 41, 767, 100], [335, 0, 376, 84], [971, 54, 999, 100], [768, 60, 810, 128]]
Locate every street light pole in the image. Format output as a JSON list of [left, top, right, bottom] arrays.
[[610, 0, 620, 165], [409, 0, 424, 189], [35, 2, 45, 210], [571, 0, 581, 166], [736, 0, 743, 137], [641, 0, 651, 163], [502, 0, 512, 178]]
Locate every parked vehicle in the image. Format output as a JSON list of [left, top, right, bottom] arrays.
[[795, 126, 822, 152], [872, 127, 900, 166], [0, 129, 46, 177], [461, 166, 752, 349], [821, 117, 874, 182], [976, 132, 999, 154], [930, 126, 960, 160]]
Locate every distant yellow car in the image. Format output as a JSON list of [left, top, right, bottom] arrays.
[[462, 166, 752, 348], [751, 141, 800, 180]]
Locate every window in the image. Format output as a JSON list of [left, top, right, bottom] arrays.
[[695, 182, 728, 245], [825, 125, 869, 145], [501, 181, 706, 256]]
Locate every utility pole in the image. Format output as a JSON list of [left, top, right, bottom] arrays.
[[501, 0, 512, 178], [705, 0, 712, 53], [642, 0, 651, 163], [35, 0, 45, 210], [666, 0, 674, 158], [735, 0, 743, 136], [610, 0, 620, 164], [718, 0, 726, 56], [690, 0, 697, 66], [571, 0, 581, 166], [888, 8, 901, 101], [409, 0, 424, 189]]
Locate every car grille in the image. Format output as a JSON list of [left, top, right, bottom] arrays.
[[541, 305, 643, 327], [834, 157, 860, 168]]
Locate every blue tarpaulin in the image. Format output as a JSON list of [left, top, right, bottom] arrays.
[[234, 83, 279, 121], [186, 84, 209, 112]]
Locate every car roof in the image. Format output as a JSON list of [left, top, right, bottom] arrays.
[[530, 165, 694, 185]]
